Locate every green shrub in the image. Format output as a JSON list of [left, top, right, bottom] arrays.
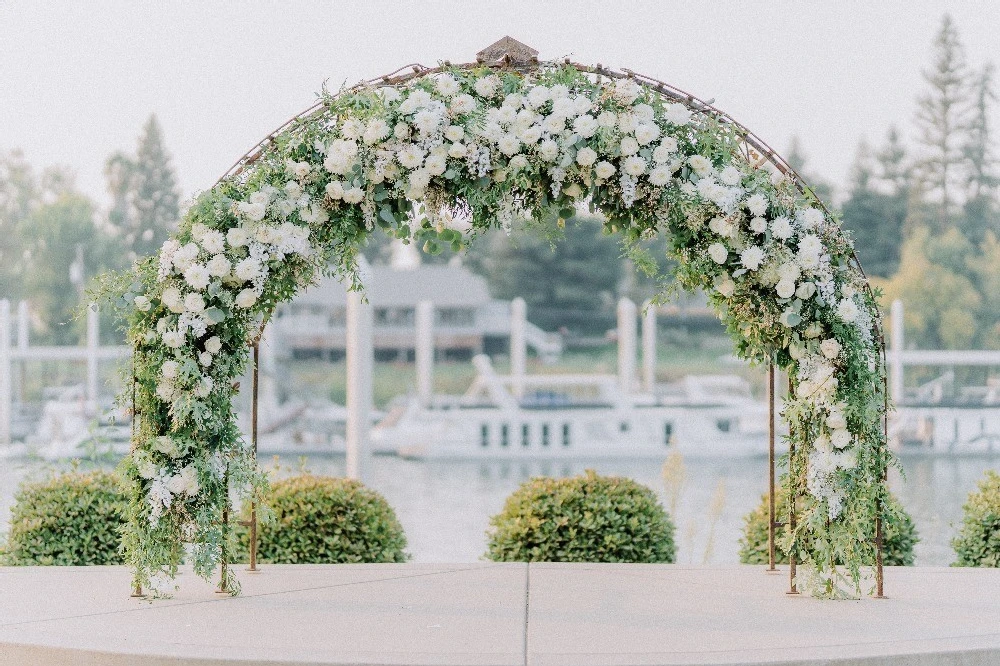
[[485, 470, 676, 563], [952, 470, 1000, 567], [4, 470, 127, 565], [239, 475, 408, 563], [739, 483, 918, 566]]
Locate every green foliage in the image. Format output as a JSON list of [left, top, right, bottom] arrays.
[[739, 483, 918, 566], [3, 471, 127, 566], [238, 475, 408, 564], [485, 470, 676, 563], [952, 470, 1000, 567]]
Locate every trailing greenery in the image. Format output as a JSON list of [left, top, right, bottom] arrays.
[[238, 475, 408, 564], [952, 470, 1000, 567], [739, 483, 918, 566], [485, 470, 675, 563], [3, 471, 128, 566]]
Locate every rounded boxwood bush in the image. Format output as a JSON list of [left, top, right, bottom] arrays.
[[952, 470, 1000, 567], [4, 470, 127, 565], [239, 475, 408, 563], [485, 470, 676, 563], [739, 483, 918, 566]]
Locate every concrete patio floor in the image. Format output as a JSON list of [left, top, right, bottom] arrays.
[[0, 564, 998, 665]]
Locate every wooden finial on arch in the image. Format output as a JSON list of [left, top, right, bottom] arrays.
[[476, 36, 540, 66]]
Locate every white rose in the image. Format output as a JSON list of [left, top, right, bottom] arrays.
[[162, 330, 184, 349], [184, 293, 205, 313], [619, 136, 640, 156], [235, 289, 258, 309], [444, 125, 465, 142], [688, 155, 712, 177], [594, 161, 616, 180], [771, 216, 794, 240], [204, 336, 222, 354], [509, 155, 529, 171], [800, 207, 825, 229], [837, 298, 859, 323], [134, 295, 152, 311], [362, 118, 390, 145], [435, 73, 460, 96], [795, 282, 817, 300], [745, 193, 768, 217], [634, 122, 660, 146], [826, 409, 848, 431], [573, 95, 593, 115], [474, 75, 499, 98], [707, 243, 728, 264], [572, 114, 599, 138], [716, 275, 735, 298], [518, 125, 542, 145], [497, 133, 521, 157], [749, 216, 767, 234], [575, 147, 598, 167], [597, 111, 617, 128], [538, 140, 559, 161], [665, 103, 692, 126], [342, 187, 365, 205], [775, 278, 796, 298], [740, 245, 765, 271], [153, 436, 178, 457], [234, 258, 260, 282], [448, 142, 468, 159], [718, 166, 742, 186], [227, 227, 249, 248], [239, 201, 267, 222], [842, 284, 857, 299], [183, 264, 210, 291], [821, 338, 842, 359], [161, 360, 179, 379], [408, 169, 431, 192], [206, 254, 231, 278], [393, 122, 411, 141], [526, 85, 551, 109], [831, 429, 852, 450], [551, 97, 576, 118], [648, 165, 672, 187], [199, 351, 213, 367], [425, 154, 447, 176], [623, 155, 647, 176]]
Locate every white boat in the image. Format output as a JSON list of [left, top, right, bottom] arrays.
[[372, 355, 770, 459]]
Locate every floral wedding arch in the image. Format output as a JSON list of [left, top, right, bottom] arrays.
[[113, 38, 895, 599]]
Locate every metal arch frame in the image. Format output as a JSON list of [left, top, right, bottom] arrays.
[[186, 54, 890, 599]]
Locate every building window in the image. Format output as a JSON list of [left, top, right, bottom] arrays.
[[501, 424, 509, 447], [521, 423, 530, 447], [480, 424, 489, 447], [437, 308, 475, 327], [664, 422, 673, 446], [619, 421, 630, 433], [541, 423, 550, 447], [716, 419, 732, 433], [561, 423, 571, 447]]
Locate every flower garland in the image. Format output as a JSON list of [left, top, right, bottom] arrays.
[[116, 63, 893, 598]]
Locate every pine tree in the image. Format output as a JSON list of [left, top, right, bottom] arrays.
[[962, 63, 998, 245], [783, 136, 834, 203], [105, 114, 180, 260], [841, 141, 904, 277], [915, 14, 970, 226]]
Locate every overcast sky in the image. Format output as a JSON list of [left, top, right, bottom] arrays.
[[2, 1, 998, 209]]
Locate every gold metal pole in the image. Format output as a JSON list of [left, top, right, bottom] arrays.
[[768, 363, 776, 572], [787, 375, 798, 595], [249, 341, 260, 572]]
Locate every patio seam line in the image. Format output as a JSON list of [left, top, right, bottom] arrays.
[[523, 562, 530, 666], [0, 564, 502, 630]]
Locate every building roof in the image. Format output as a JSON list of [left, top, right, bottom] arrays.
[[291, 264, 492, 309]]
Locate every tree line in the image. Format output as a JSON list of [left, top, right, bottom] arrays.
[[0, 115, 179, 343]]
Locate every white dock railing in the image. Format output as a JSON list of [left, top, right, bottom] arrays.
[[0, 299, 130, 445]]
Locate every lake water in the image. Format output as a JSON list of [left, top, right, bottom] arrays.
[[2, 452, 996, 566]]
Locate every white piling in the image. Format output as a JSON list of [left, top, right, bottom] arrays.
[[0, 300, 10, 446], [415, 300, 434, 407], [890, 299, 904, 405], [642, 300, 657, 393], [85, 304, 99, 415], [345, 291, 373, 482], [617, 297, 637, 394], [15, 301, 28, 403], [510, 297, 527, 399]]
